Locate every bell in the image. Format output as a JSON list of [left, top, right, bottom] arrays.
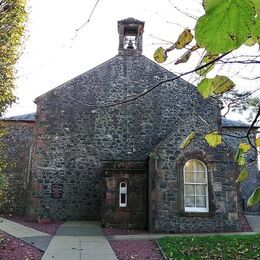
[[127, 40, 134, 49]]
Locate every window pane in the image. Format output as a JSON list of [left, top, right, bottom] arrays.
[[196, 185, 206, 195], [194, 160, 204, 171], [185, 196, 195, 207], [196, 196, 206, 207], [121, 194, 126, 204], [196, 171, 206, 183], [184, 160, 193, 172], [185, 184, 195, 195], [184, 171, 195, 183]]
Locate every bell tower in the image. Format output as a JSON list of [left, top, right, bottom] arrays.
[[118, 18, 145, 55]]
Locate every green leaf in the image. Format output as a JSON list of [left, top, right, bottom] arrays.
[[252, 0, 260, 15], [239, 143, 251, 152], [196, 53, 218, 76], [247, 187, 260, 207], [197, 78, 214, 98], [235, 148, 246, 166], [180, 132, 195, 149], [197, 75, 235, 98], [205, 132, 222, 147], [195, 0, 255, 53], [244, 37, 257, 46], [252, 17, 260, 42], [154, 47, 167, 63], [236, 167, 248, 182], [175, 28, 194, 49], [245, 17, 260, 45], [203, 0, 219, 12], [212, 75, 235, 95]]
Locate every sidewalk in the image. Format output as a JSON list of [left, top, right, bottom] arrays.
[[0, 217, 52, 251], [42, 221, 117, 260], [245, 215, 260, 232]]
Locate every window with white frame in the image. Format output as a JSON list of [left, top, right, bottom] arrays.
[[183, 159, 209, 212], [119, 182, 127, 207]]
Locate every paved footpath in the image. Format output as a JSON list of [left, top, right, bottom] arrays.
[[42, 221, 117, 260], [0, 217, 52, 251], [245, 215, 260, 232]]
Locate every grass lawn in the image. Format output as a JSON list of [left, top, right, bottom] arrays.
[[158, 234, 260, 259]]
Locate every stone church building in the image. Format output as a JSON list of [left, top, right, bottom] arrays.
[[1, 18, 259, 233]]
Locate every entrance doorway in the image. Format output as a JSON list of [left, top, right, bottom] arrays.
[[101, 161, 148, 229]]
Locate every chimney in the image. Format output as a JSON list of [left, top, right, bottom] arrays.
[[118, 18, 145, 56]]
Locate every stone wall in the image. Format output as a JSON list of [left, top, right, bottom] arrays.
[[148, 117, 241, 233], [0, 121, 35, 214], [222, 127, 259, 213], [28, 54, 221, 221]]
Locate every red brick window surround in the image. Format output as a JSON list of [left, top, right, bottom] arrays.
[[119, 182, 127, 207]]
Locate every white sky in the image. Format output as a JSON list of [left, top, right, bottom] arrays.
[[5, 0, 259, 121]]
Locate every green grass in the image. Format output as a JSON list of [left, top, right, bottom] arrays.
[[158, 234, 260, 259]]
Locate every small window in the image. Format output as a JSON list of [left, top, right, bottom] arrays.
[[119, 182, 127, 207], [183, 159, 209, 212]]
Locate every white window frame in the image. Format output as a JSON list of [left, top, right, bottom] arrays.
[[183, 159, 209, 213], [119, 182, 127, 207]]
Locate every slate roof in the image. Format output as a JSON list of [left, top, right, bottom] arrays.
[[2, 113, 35, 122], [221, 117, 255, 128], [118, 17, 144, 25], [1, 112, 257, 129]]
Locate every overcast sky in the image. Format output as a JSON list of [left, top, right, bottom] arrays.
[[5, 0, 259, 120]]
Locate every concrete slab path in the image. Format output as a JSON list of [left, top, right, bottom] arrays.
[[42, 221, 117, 260], [0, 217, 52, 251], [245, 215, 260, 232]]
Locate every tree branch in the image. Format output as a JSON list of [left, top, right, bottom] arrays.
[[168, 0, 198, 20], [76, 0, 101, 32], [91, 52, 231, 108]]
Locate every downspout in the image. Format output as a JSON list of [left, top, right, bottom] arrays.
[[27, 143, 34, 185]]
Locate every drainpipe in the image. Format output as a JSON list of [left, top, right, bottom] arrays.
[[27, 143, 34, 185]]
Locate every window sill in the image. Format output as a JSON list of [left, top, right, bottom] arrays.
[[115, 208, 130, 212]]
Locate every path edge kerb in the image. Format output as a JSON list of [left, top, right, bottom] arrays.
[[106, 231, 259, 240], [155, 239, 168, 260]]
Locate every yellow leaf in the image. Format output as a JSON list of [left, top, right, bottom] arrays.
[[205, 132, 222, 147], [180, 132, 195, 149], [212, 75, 235, 95], [191, 44, 200, 51], [153, 47, 167, 63], [236, 167, 248, 182], [239, 143, 251, 153], [256, 137, 260, 147], [175, 28, 194, 49], [196, 53, 218, 76], [238, 155, 246, 166]]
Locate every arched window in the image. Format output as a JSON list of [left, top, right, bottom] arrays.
[[119, 182, 127, 207], [183, 159, 209, 212]]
